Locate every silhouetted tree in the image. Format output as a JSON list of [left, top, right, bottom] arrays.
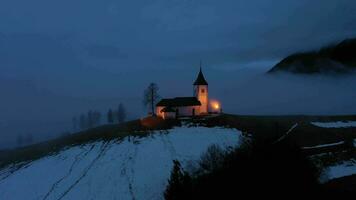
[[107, 109, 114, 124], [79, 114, 86, 130], [93, 111, 102, 126], [16, 134, 23, 146], [143, 83, 160, 116], [25, 134, 33, 144], [72, 117, 78, 131], [87, 110, 94, 128], [164, 160, 192, 200], [117, 103, 126, 123], [199, 144, 225, 173]]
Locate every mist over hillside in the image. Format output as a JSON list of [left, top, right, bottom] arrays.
[[268, 38, 356, 74], [1, 0, 356, 150], [2, 65, 356, 149]]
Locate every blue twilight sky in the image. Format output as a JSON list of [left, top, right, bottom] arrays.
[[1, 0, 356, 148]]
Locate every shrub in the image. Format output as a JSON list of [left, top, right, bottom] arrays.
[[164, 138, 323, 199]]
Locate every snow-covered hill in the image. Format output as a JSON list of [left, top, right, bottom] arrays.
[[0, 126, 241, 200]]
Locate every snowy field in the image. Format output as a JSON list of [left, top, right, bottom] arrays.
[[311, 121, 356, 128], [0, 126, 241, 200]]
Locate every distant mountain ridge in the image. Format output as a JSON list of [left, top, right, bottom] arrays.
[[268, 38, 356, 74]]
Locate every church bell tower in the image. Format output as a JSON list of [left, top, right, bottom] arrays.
[[193, 66, 209, 114]]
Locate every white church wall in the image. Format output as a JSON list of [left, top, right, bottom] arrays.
[[177, 106, 200, 117], [163, 112, 176, 119]]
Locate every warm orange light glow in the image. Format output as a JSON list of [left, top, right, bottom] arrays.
[[210, 100, 220, 111]]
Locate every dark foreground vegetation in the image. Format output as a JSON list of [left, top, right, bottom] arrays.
[[164, 137, 355, 199]]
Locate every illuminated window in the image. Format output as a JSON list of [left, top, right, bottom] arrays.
[[201, 89, 205, 93]]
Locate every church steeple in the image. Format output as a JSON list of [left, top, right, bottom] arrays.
[[193, 65, 208, 85], [193, 63, 209, 114]]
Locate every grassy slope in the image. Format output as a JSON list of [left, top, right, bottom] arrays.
[[201, 114, 356, 146], [0, 114, 355, 191], [1, 114, 355, 169]]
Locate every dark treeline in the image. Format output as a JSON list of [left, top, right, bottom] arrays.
[[164, 137, 348, 199], [107, 103, 127, 124], [72, 103, 127, 132], [72, 110, 102, 132]]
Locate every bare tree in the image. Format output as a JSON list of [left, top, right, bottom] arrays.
[[107, 109, 114, 124], [25, 134, 33, 144], [79, 114, 86, 130], [143, 83, 160, 116], [117, 103, 126, 123], [72, 117, 78, 132], [93, 111, 102, 126], [16, 134, 23, 146], [87, 110, 94, 128]]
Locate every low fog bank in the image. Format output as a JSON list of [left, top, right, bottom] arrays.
[[217, 72, 356, 115], [1, 67, 356, 150], [0, 78, 142, 150]]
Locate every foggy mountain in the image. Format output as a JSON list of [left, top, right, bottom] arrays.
[[268, 38, 356, 74]]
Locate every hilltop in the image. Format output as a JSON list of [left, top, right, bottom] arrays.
[[268, 38, 356, 74], [0, 114, 355, 199], [1, 114, 355, 169], [0, 119, 240, 200]]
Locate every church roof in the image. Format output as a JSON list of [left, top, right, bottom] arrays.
[[193, 67, 208, 85], [156, 97, 201, 107], [160, 106, 176, 113]]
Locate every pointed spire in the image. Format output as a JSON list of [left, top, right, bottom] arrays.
[[193, 61, 208, 85]]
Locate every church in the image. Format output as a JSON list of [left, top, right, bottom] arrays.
[[156, 67, 220, 119]]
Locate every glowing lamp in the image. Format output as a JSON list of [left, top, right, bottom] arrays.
[[210, 100, 221, 112]]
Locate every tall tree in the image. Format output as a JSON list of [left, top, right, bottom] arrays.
[[25, 134, 33, 144], [16, 134, 23, 146], [107, 109, 114, 124], [143, 83, 160, 115], [164, 160, 191, 200], [117, 103, 126, 123], [87, 110, 94, 128], [72, 117, 78, 132], [79, 114, 86, 130], [93, 111, 102, 126]]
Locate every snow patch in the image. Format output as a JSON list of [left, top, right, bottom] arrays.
[[311, 121, 356, 128], [326, 161, 356, 181], [301, 141, 344, 150]]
